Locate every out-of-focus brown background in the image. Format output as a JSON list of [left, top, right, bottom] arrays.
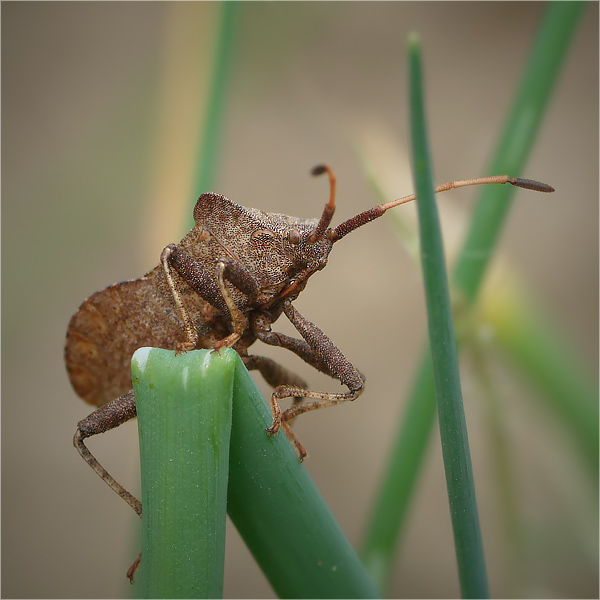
[[2, 3, 597, 598]]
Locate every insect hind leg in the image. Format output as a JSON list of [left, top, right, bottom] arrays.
[[74, 389, 141, 517]]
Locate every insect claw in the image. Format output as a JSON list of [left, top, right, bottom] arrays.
[[126, 552, 141, 583], [213, 332, 241, 352], [265, 422, 280, 437], [175, 340, 195, 355]]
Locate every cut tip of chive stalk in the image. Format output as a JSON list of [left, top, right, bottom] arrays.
[[509, 177, 555, 193]]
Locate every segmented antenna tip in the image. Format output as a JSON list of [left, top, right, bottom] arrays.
[[509, 178, 555, 193], [311, 164, 328, 177]]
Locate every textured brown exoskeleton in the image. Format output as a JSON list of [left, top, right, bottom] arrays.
[[66, 165, 553, 523]]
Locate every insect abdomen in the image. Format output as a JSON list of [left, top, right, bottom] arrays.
[[65, 277, 187, 407]]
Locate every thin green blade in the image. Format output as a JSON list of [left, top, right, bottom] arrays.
[[409, 35, 489, 599]]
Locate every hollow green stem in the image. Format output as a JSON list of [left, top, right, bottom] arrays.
[[133, 347, 235, 599], [227, 353, 381, 599]]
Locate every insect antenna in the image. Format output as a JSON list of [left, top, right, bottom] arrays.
[[308, 164, 337, 243], [330, 174, 554, 242]]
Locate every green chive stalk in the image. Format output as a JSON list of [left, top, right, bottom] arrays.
[[227, 352, 381, 599], [408, 35, 489, 598], [362, 2, 586, 592], [133, 347, 235, 598]]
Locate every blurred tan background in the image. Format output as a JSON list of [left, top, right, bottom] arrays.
[[2, 2, 597, 598]]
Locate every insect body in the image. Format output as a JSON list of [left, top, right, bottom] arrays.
[[66, 166, 553, 519]]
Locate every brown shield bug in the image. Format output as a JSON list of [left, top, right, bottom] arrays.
[[66, 165, 553, 520]]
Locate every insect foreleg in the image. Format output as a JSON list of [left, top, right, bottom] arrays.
[[251, 312, 331, 375], [253, 301, 365, 459], [242, 353, 308, 426]]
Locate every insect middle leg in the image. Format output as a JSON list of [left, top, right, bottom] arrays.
[[161, 244, 260, 350], [242, 354, 308, 390], [243, 353, 308, 424]]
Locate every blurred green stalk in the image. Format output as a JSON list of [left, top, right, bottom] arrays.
[[362, 2, 586, 592], [483, 279, 599, 474], [190, 1, 238, 220], [408, 34, 489, 599], [452, 1, 586, 297], [133, 348, 235, 599]]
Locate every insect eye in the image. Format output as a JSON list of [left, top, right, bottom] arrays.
[[287, 229, 301, 245], [250, 229, 275, 242]]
